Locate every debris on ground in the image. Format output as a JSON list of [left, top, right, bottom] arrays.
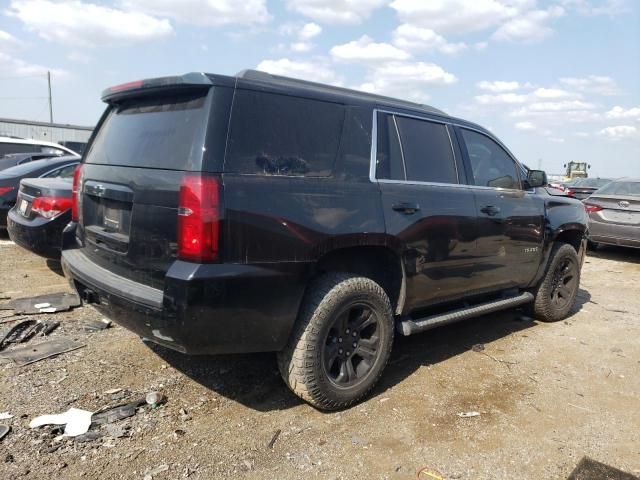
[[267, 429, 281, 449], [84, 318, 111, 332], [30, 407, 93, 437], [92, 399, 146, 425], [0, 338, 85, 366], [104, 423, 130, 439], [0, 319, 59, 351], [457, 411, 481, 418], [74, 431, 104, 443], [103, 388, 123, 395], [143, 464, 169, 480], [0, 292, 81, 315], [145, 391, 166, 407], [471, 343, 485, 352], [0, 412, 13, 420], [0, 425, 10, 442], [567, 456, 639, 480]]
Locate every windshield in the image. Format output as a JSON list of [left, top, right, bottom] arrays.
[[85, 92, 208, 170], [576, 178, 611, 187], [596, 181, 640, 197]]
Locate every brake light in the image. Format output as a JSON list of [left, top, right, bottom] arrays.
[[566, 189, 575, 196], [71, 164, 83, 222], [584, 203, 603, 213], [0, 186, 14, 197], [32, 196, 73, 219], [109, 80, 144, 92], [177, 174, 221, 262]]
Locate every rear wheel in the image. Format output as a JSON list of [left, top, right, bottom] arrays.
[[277, 273, 394, 410], [532, 243, 581, 322]]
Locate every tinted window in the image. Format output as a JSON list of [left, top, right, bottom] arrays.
[[226, 90, 345, 176], [461, 129, 520, 189], [41, 163, 77, 178], [85, 93, 207, 170], [376, 114, 405, 180], [395, 116, 457, 184]]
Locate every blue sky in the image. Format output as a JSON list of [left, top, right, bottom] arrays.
[[0, 0, 638, 177]]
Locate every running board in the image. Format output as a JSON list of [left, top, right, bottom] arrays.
[[397, 292, 534, 336]]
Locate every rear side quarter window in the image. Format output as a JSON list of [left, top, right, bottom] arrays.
[[460, 129, 521, 190], [225, 90, 345, 177]]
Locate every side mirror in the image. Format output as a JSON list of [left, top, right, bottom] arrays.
[[526, 170, 547, 188]]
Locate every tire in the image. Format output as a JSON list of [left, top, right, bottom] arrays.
[[532, 243, 581, 322], [277, 272, 394, 410]]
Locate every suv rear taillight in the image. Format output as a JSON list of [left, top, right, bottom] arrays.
[[32, 196, 73, 219], [71, 164, 83, 222], [177, 174, 221, 262]]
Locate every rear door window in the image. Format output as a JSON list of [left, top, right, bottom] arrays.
[[225, 90, 345, 176], [395, 116, 457, 184], [85, 92, 208, 170], [375, 113, 458, 184], [460, 129, 521, 189]]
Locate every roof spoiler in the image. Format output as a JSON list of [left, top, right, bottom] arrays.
[[101, 72, 213, 103]]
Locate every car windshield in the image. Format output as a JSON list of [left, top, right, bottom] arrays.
[[595, 181, 640, 197]]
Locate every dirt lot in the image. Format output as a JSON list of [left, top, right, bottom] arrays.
[[0, 234, 639, 480]]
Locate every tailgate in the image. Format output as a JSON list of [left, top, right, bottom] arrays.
[[77, 89, 212, 290]]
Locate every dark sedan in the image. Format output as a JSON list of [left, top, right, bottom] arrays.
[[7, 176, 74, 259], [566, 177, 612, 200], [0, 152, 60, 171], [0, 155, 79, 229], [584, 178, 640, 249]]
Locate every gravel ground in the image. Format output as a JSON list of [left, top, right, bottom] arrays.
[[0, 234, 639, 480]]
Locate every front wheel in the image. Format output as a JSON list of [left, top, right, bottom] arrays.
[[532, 243, 581, 322], [277, 273, 394, 410]]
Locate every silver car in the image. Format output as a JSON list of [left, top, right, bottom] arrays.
[[584, 177, 640, 249]]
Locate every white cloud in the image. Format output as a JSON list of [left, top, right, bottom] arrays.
[[358, 61, 457, 103], [477, 80, 521, 92], [523, 100, 596, 112], [598, 125, 638, 139], [0, 51, 65, 77], [515, 121, 536, 131], [256, 58, 342, 85], [492, 6, 564, 43], [605, 106, 640, 120], [282, 22, 322, 52], [0, 30, 21, 51], [392, 24, 467, 55], [533, 87, 578, 99], [299, 22, 322, 40], [475, 93, 528, 104], [549, 137, 565, 143], [286, 0, 386, 24], [559, 75, 620, 96], [121, 0, 271, 26], [389, 0, 533, 35], [9, 0, 173, 47], [330, 35, 410, 63], [575, 132, 590, 137], [474, 41, 489, 51]]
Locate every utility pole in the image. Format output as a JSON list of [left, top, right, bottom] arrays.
[[47, 70, 53, 124]]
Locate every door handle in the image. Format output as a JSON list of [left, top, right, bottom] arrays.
[[480, 205, 501, 216], [392, 202, 420, 214]]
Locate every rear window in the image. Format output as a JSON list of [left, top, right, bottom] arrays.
[[0, 143, 41, 156], [85, 93, 207, 170], [596, 181, 640, 196], [225, 90, 345, 176]]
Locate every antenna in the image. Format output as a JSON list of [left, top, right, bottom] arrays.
[[47, 71, 53, 123]]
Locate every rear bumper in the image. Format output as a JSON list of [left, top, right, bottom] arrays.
[[588, 216, 639, 249], [7, 208, 69, 259], [589, 234, 640, 249], [61, 245, 311, 355]]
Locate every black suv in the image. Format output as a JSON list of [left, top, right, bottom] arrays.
[[61, 71, 588, 410]]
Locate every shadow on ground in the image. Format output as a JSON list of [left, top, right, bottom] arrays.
[[148, 299, 584, 412]]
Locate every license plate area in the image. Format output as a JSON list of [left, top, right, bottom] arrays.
[[84, 195, 133, 254]]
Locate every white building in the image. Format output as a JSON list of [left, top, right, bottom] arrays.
[[0, 117, 93, 145]]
